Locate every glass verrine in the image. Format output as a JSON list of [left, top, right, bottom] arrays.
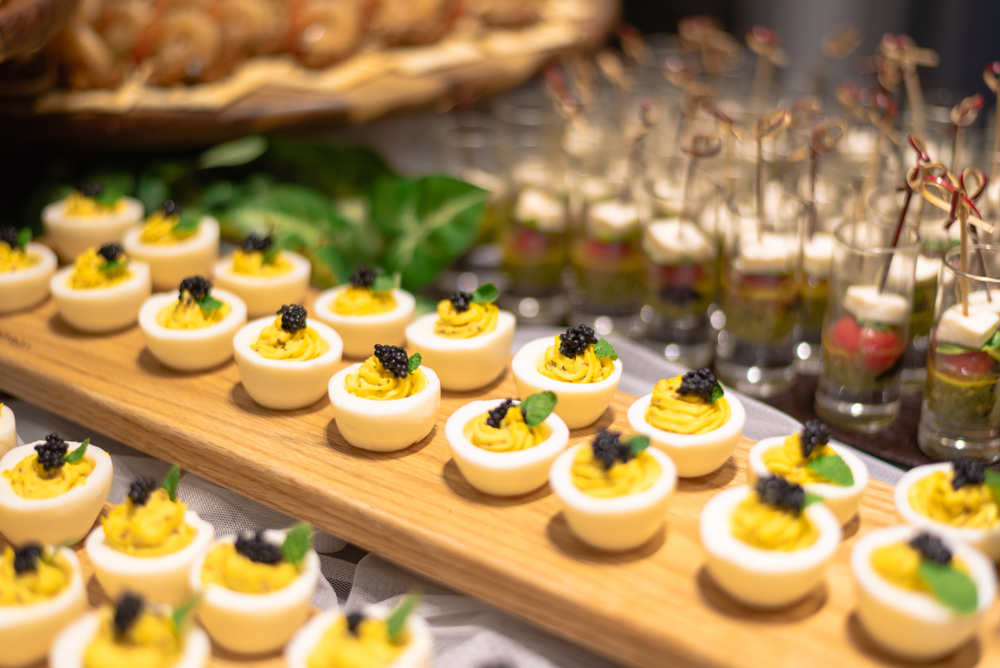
[[815, 220, 919, 432], [919, 244, 1000, 463]]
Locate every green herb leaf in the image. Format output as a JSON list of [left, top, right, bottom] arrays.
[[63, 438, 90, 464], [161, 465, 181, 502], [280, 522, 313, 566], [198, 136, 268, 169], [386, 592, 420, 644], [519, 391, 557, 427], [262, 242, 281, 265], [137, 174, 170, 214], [16, 228, 32, 250], [803, 491, 825, 508], [470, 283, 499, 304], [628, 435, 650, 456], [805, 455, 855, 487], [918, 560, 978, 614], [171, 594, 201, 637], [985, 469, 1000, 503], [710, 383, 724, 403], [172, 209, 202, 235], [983, 331, 1000, 352], [593, 338, 618, 360], [99, 260, 127, 273], [198, 295, 224, 311], [936, 342, 973, 355], [408, 353, 422, 374], [371, 273, 399, 293], [93, 185, 125, 208]]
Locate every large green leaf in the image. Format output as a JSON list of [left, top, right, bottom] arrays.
[[219, 184, 350, 248], [267, 141, 396, 199], [198, 136, 268, 169]]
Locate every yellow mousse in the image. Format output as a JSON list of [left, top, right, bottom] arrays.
[[63, 192, 127, 218], [102, 489, 196, 557], [762, 433, 838, 485], [0, 239, 37, 273], [464, 407, 550, 452], [307, 616, 408, 668], [232, 249, 293, 277], [201, 543, 299, 594], [138, 211, 195, 245], [645, 376, 730, 434], [538, 336, 613, 384], [333, 286, 396, 316], [871, 542, 969, 593], [434, 300, 498, 339], [0, 547, 71, 605], [908, 471, 1000, 529], [83, 605, 180, 668], [345, 356, 427, 400], [156, 292, 232, 330], [2, 453, 95, 499], [730, 493, 818, 551], [68, 247, 131, 289], [252, 315, 329, 361], [571, 447, 660, 498]]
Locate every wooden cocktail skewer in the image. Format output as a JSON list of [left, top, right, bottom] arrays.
[[746, 26, 787, 113], [877, 135, 929, 293], [703, 100, 743, 200], [619, 100, 657, 204], [983, 62, 1000, 212], [807, 119, 846, 237], [616, 25, 653, 67], [857, 89, 899, 220], [814, 25, 861, 96], [879, 35, 939, 136], [752, 108, 791, 239], [680, 133, 722, 220], [662, 58, 715, 145], [949, 94, 985, 172], [960, 168, 991, 301], [597, 48, 633, 93]]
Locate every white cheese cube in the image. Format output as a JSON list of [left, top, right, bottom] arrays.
[[643, 218, 715, 265], [586, 200, 639, 239], [842, 285, 909, 325], [936, 305, 1000, 349], [515, 188, 565, 233], [803, 233, 834, 278], [734, 234, 797, 275]]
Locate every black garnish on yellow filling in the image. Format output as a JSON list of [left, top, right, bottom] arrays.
[[160, 200, 180, 216], [113, 593, 144, 635], [235, 530, 283, 564], [128, 477, 158, 506], [558, 325, 598, 358], [799, 420, 832, 458], [677, 367, 720, 402], [910, 532, 953, 565], [278, 304, 307, 333], [345, 612, 365, 636], [13, 543, 43, 574], [349, 266, 376, 288], [448, 291, 472, 312], [591, 430, 632, 469], [951, 459, 986, 490], [35, 434, 68, 471], [178, 276, 211, 302], [486, 399, 515, 429], [0, 226, 17, 250], [756, 476, 806, 515], [373, 344, 409, 379], [241, 234, 272, 253], [80, 183, 104, 198], [99, 244, 124, 263]]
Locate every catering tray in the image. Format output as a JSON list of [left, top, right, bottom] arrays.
[[1, 292, 998, 668]]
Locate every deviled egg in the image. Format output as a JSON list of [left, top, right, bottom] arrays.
[[234, 305, 344, 410], [86, 467, 215, 607], [627, 368, 746, 477], [0, 403, 15, 457], [0, 225, 57, 314], [549, 430, 676, 551], [700, 477, 841, 608], [0, 434, 112, 545], [139, 276, 247, 371], [123, 202, 220, 291], [328, 344, 441, 452], [405, 285, 516, 391], [747, 420, 868, 525], [41, 185, 144, 262], [445, 394, 568, 496], [50, 244, 152, 333], [190, 524, 319, 654], [212, 234, 311, 318], [0, 543, 87, 668], [512, 325, 623, 429], [313, 266, 415, 359]]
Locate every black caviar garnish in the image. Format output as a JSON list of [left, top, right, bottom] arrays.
[[113, 593, 144, 636], [677, 368, 720, 402], [756, 476, 806, 515], [0, 226, 18, 250], [278, 304, 307, 333], [13, 543, 43, 574], [486, 399, 515, 429], [449, 291, 472, 312], [910, 532, 952, 565], [559, 325, 598, 358], [35, 434, 68, 471], [128, 477, 158, 506], [800, 420, 832, 458], [160, 200, 180, 216], [241, 233, 272, 253], [345, 612, 365, 636], [591, 430, 632, 469], [80, 182, 104, 198], [235, 530, 283, 564], [374, 344, 409, 379], [98, 243, 124, 263], [951, 459, 986, 490], [178, 276, 211, 302], [349, 266, 376, 288]]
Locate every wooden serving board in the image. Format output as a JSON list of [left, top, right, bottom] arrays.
[[1, 292, 998, 668]]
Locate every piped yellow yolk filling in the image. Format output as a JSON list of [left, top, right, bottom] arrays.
[[434, 300, 498, 339], [2, 454, 95, 500], [138, 211, 196, 245], [538, 336, 613, 384], [730, 493, 818, 551], [333, 286, 396, 316], [761, 434, 838, 485], [156, 294, 232, 330], [0, 547, 71, 606], [645, 376, 730, 435], [63, 192, 127, 218], [68, 247, 132, 289], [0, 241, 37, 273], [232, 250, 293, 277], [871, 541, 969, 593], [464, 408, 550, 452], [102, 489, 196, 558], [570, 447, 660, 498], [307, 616, 408, 668], [200, 543, 299, 594], [252, 316, 329, 361], [908, 471, 1000, 529], [83, 606, 180, 668], [345, 356, 427, 400]]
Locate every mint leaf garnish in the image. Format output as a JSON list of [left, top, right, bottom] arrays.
[[280, 522, 313, 566], [519, 391, 557, 427], [470, 283, 499, 304], [171, 594, 201, 638], [985, 469, 1000, 503], [371, 273, 398, 292], [918, 560, 978, 614], [805, 455, 854, 487], [198, 295, 223, 311], [710, 383, 724, 403], [16, 228, 32, 250], [803, 491, 824, 508], [100, 260, 127, 273], [628, 435, 650, 456], [386, 592, 420, 644], [172, 209, 201, 234], [593, 338, 617, 360], [262, 243, 281, 265], [93, 186, 124, 208], [407, 352, 421, 374], [161, 465, 181, 502], [63, 438, 90, 464]]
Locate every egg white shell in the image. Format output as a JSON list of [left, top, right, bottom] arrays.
[[327, 364, 441, 452], [0, 405, 16, 458], [699, 485, 841, 608], [311, 287, 415, 359], [284, 606, 433, 668], [511, 337, 623, 429], [86, 511, 215, 607], [626, 392, 745, 478], [42, 197, 145, 263], [122, 217, 220, 291], [445, 399, 569, 496], [233, 317, 344, 410], [0, 442, 112, 546], [138, 289, 247, 371], [851, 524, 996, 660], [404, 311, 516, 391], [0, 243, 57, 314], [49, 261, 152, 333], [549, 443, 676, 551], [212, 251, 312, 318], [189, 530, 320, 655], [895, 462, 1000, 561], [50, 611, 210, 668], [0, 547, 87, 668], [746, 437, 868, 526]]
